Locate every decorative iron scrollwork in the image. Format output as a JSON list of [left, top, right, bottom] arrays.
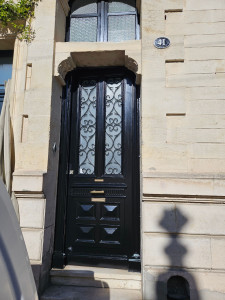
[[78, 80, 97, 174], [104, 78, 123, 175]]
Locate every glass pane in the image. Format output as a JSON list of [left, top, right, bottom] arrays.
[[70, 17, 97, 42], [78, 80, 97, 175], [71, 0, 97, 15], [0, 55, 13, 85], [108, 15, 136, 42], [105, 78, 123, 175], [108, 0, 136, 13]]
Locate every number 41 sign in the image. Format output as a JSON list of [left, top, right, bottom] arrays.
[[154, 37, 170, 49]]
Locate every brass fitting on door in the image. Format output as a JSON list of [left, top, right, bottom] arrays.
[[90, 190, 105, 194]]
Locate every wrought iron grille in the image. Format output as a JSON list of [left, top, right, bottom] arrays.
[[104, 78, 123, 174], [78, 80, 97, 175]]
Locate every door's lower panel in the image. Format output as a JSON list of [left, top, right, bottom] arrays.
[[65, 196, 126, 258]]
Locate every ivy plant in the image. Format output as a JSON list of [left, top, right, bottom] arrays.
[[0, 0, 40, 42]]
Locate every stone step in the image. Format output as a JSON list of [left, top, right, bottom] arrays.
[[50, 265, 142, 290], [41, 286, 142, 300]]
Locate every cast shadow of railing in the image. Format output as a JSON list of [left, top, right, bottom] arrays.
[[156, 208, 201, 300]]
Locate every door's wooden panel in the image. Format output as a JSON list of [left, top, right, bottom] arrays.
[[99, 226, 121, 245], [100, 203, 120, 221], [75, 224, 96, 244], [76, 202, 96, 221]]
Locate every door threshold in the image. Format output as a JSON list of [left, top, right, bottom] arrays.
[[66, 261, 129, 271]]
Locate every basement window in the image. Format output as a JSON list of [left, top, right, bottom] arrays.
[[68, 0, 140, 42], [167, 276, 190, 300]]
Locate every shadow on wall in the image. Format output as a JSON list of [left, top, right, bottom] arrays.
[[156, 208, 201, 300]]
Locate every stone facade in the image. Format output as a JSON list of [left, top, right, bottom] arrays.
[[1, 0, 225, 299], [141, 1, 225, 299]]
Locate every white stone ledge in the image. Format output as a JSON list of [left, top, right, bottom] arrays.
[[143, 232, 225, 238], [142, 175, 225, 197], [12, 170, 46, 192], [142, 197, 225, 204]]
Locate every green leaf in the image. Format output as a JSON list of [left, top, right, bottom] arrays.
[[0, 0, 40, 42]]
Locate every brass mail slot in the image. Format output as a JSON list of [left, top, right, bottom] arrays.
[[90, 190, 104, 194], [91, 198, 106, 202], [94, 179, 104, 182]]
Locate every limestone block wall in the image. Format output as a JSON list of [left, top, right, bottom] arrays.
[[9, 0, 63, 293], [141, 0, 225, 299]]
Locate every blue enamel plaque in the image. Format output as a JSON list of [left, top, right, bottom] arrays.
[[154, 37, 170, 49]]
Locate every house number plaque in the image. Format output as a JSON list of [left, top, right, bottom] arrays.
[[154, 37, 170, 49]]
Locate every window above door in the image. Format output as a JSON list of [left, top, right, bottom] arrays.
[[68, 0, 140, 42]]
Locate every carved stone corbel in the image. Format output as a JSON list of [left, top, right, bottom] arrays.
[[55, 55, 76, 86], [125, 56, 138, 74]]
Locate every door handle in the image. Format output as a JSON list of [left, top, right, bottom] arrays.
[[90, 190, 105, 194]]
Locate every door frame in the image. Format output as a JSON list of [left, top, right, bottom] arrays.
[[52, 67, 140, 269]]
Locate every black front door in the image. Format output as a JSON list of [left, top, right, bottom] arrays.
[[53, 67, 140, 266]]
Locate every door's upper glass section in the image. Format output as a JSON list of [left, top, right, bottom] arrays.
[[105, 78, 123, 175], [78, 80, 97, 175], [75, 74, 127, 177], [69, 0, 139, 42]]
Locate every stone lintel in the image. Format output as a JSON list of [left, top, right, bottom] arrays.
[[54, 41, 142, 86]]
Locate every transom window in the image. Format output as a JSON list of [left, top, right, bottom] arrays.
[[68, 0, 139, 42]]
